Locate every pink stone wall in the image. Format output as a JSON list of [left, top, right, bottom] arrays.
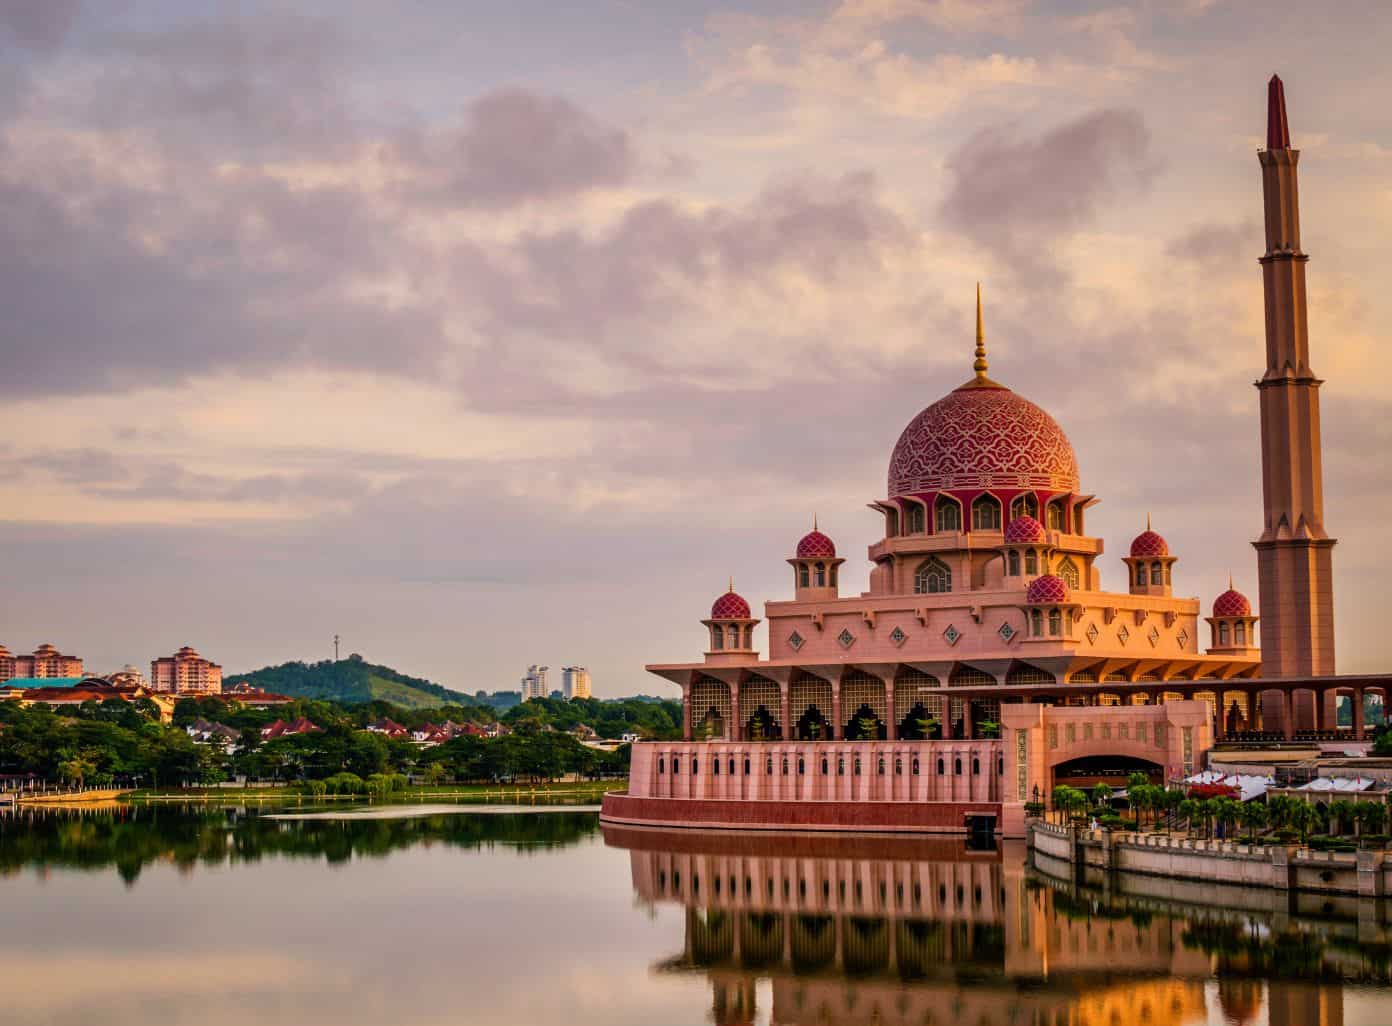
[[628, 740, 1003, 803], [600, 793, 998, 833]]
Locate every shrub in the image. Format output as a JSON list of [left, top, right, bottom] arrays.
[[324, 772, 365, 795], [1023, 801, 1045, 818], [302, 780, 327, 797]]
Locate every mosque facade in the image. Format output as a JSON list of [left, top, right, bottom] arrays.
[[601, 77, 1389, 838]]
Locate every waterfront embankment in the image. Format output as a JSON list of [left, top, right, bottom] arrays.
[[1030, 819, 1392, 898]]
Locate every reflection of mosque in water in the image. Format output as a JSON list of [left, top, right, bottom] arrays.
[[603, 826, 1345, 1026]]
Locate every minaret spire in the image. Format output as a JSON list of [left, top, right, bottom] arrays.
[[1253, 73, 1337, 701]]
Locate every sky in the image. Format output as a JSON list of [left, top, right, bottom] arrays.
[[2, 0, 1390, 696]]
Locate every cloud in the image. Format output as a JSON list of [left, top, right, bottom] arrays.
[[938, 107, 1158, 277], [0, 0, 82, 51], [399, 88, 637, 208]]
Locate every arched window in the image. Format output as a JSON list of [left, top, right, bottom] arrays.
[[837, 757, 845, 776], [914, 557, 952, 595], [692, 759, 699, 775], [905, 503, 926, 534], [711, 627, 724, 650], [1235, 621, 1247, 645], [1046, 500, 1065, 531], [1057, 557, 1080, 590], [798, 565, 810, 588], [743, 625, 754, 648], [1024, 549, 1038, 575], [935, 496, 962, 532], [936, 758, 945, 775], [877, 757, 885, 775], [912, 758, 920, 775], [713, 758, 719, 775], [972, 758, 980, 775], [1219, 622, 1231, 645], [815, 562, 826, 587], [727, 625, 740, 648], [782, 758, 789, 775], [1135, 564, 1147, 586], [1030, 609, 1043, 635], [1150, 561, 1163, 585], [821, 758, 829, 775], [954, 758, 963, 775], [1048, 608, 1062, 636], [971, 495, 1002, 531], [1010, 494, 1038, 520], [765, 757, 773, 775], [1007, 550, 1020, 576], [797, 758, 804, 775], [894, 758, 902, 775], [658, 757, 665, 774]]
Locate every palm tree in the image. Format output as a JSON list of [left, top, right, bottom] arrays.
[[1213, 797, 1241, 840], [1330, 799, 1357, 838], [1091, 782, 1113, 813], [1357, 801, 1388, 842], [1291, 799, 1319, 843], [1177, 798, 1199, 836], [1238, 801, 1268, 843], [1268, 794, 1298, 833]]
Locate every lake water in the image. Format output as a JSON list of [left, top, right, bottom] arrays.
[[3, 802, 1391, 1026]]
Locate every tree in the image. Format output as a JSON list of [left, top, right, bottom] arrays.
[[1357, 801, 1388, 840], [1177, 799, 1199, 836], [1238, 801, 1268, 843], [1091, 782, 1113, 812], [1290, 799, 1319, 842], [1329, 799, 1357, 837]]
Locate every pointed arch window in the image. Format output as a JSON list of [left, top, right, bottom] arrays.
[[935, 496, 962, 533], [1048, 609, 1062, 636], [1219, 622, 1231, 645], [711, 627, 724, 650], [1024, 549, 1038, 575], [727, 625, 740, 648], [905, 503, 926, 534], [1010, 494, 1038, 521], [914, 557, 952, 595], [1007, 550, 1020, 576], [971, 495, 1002, 531], [1235, 622, 1246, 645], [1046, 500, 1065, 531], [1030, 609, 1043, 636], [798, 565, 810, 588], [1150, 561, 1164, 585], [1136, 564, 1148, 587], [815, 562, 826, 587], [1057, 556, 1080, 590]]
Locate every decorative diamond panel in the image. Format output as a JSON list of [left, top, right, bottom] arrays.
[[837, 628, 855, 649], [1086, 623, 1099, 645], [1147, 626, 1160, 647], [1176, 628, 1189, 648], [997, 622, 1015, 642], [942, 624, 961, 646], [1117, 625, 1130, 645], [889, 626, 907, 646], [788, 631, 805, 651]]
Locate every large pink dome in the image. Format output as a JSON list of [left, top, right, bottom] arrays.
[[887, 383, 1079, 498]]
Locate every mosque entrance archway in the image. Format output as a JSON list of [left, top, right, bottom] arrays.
[[1053, 755, 1162, 789], [696, 708, 726, 741], [796, 705, 830, 741]]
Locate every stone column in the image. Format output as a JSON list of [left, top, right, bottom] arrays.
[[831, 680, 842, 741], [885, 678, 897, 741], [1355, 687, 1366, 740], [1281, 691, 1293, 741], [730, 684, 741, 742], [683, 684, 693, 741], [781, 684, 793, 741]]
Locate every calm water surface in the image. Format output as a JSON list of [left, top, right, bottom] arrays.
[[2, 803, 1390, 1025]]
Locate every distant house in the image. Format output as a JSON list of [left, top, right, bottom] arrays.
[[366, 717, 409, 739], [223, 683, 295, 707], [18, 681, 177, 723], [261, 717, 323, 740], [186, 719, 243, 751], [571, 724, 599, 741]]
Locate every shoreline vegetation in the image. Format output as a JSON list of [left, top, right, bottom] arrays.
[[127, 781, 615, 803]]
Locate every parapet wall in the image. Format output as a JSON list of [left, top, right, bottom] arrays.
[[1029, 820, 1392, 897]]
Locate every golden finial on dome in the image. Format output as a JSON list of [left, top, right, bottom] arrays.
[[1147, 511, 1152, 531], [1228, 570, 1234, 591], [813, 513, 818, 532], [728, 576, 735, 593], [973, 282, 988, 382]]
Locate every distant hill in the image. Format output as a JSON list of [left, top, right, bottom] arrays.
[[224, 655, 477, 710]]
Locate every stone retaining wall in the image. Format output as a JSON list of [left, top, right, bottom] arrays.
[[600, 792, 999, 833]]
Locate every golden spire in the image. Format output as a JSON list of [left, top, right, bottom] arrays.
[[1228, 571, 1234, 590], [728, 576, 735, 593], [973, 282, 988, 382], [813, 513, 819, 531], [1146, 512, 1152, 531]]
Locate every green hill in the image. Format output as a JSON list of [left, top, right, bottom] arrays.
[[224, 655, 477, 710]]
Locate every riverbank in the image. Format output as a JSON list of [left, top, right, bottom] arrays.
[[128, 781, 617, 804], [1029, 819, 1392, 898]]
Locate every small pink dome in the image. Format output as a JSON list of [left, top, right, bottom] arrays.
[[796, 530, 836, 559], [1025, 574, 1069, 604], [1213, 588, 1252, 618], [710, 590, 752, 619], [1130, 530, 1169, 558], [1004, 515, 1046, 544]]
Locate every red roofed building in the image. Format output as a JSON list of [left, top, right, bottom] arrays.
[[261, 718, 323, 740]]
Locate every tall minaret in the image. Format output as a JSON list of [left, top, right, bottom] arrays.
[[1254, 75, 1337, 690]]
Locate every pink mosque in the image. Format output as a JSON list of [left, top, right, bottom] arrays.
[[601, 77, 1391, 838]]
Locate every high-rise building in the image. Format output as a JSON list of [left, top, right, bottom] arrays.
[[150, 646, 223, 695], [562, 666, 592, 700], [520, 664, 550, 701], [0, 643, 83, 682]]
